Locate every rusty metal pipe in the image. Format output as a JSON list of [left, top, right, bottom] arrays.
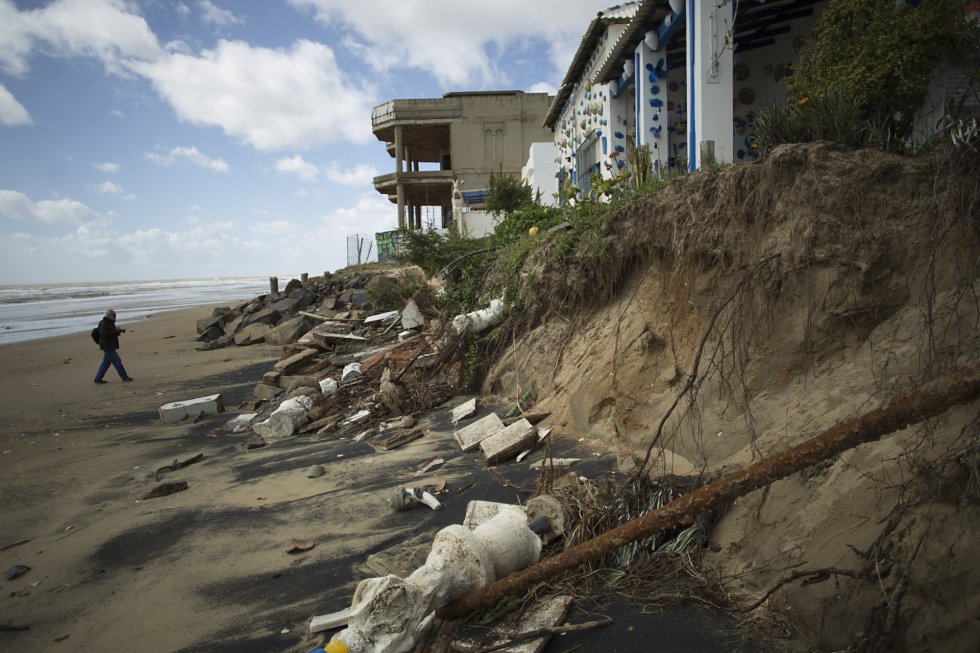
[[438, 365, 980, 619]]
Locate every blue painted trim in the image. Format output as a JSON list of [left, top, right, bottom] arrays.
[[687, 0, 696, 172], [611, 71, 635, 99], [634, 50, 642, 148]]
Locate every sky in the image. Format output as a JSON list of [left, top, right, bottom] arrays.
[[0, 0, 610, 284]]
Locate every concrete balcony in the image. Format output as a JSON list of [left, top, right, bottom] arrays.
[[373, 170, 454, 205]]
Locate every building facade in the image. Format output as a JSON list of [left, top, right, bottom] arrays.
[[371, 91, 554, 230]]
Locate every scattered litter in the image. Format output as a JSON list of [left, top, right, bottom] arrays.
[[414, 456, 444, 475], [369, 427, 423, 452], [340, 409, 371, 427], [363, 310, 399, 325], [54, 634, 69, 642], [390, 486, 442, 511], [52, 525, 86, 542], [529, 457, 581, 469], [4, 564, 30, 580], [306, 465, 325, 478], [285, 538, 315, 554], [154, 452, 204, 481]]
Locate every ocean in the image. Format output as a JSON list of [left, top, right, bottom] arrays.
[[0, 276, 285, 346]]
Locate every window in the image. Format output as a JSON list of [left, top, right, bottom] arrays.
[[575, 132, 600, 196]]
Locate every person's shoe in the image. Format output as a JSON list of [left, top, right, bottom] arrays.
[[122, 377, 134, 382], [94, 379, 107, 384]]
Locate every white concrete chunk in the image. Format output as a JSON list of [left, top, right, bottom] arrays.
[[529, 458, 580, 469], [480, 418, 536, 464], [252, 395, 312, 440], [401, 299, 424, 330], [225, 413, 257, 433], [341, 362, 363, 382], [453, 412, 504, 452], [462, 501, 526, 530], [340, 409, 371, 427], [450, 398, 478, 424], [319, 377, 338, 397], [159, 394, 224, 424]]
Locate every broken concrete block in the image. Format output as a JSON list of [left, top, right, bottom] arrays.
[[252, 395, 312, 439], [274, 348, 320, 374], [265, 315, 313, 346], [341, 362, 363, 383], [225, 413, 257, 433], [340, 409, 371, 427], [159, 394, 225, 424], [234, 322, 271, 345], [450, 398, 478, 424], [453, 412, 503, 452], [480, 418, 536, 465], [453, 595, 573, 653], [253, 383, 281, 400], [319, 377, 338, 397], [462, 501, 526, 530], [401, 299, 424, 330], [242, 306, 280, 327]]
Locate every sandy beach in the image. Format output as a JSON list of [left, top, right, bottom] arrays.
[[0, 305, 581, 653]]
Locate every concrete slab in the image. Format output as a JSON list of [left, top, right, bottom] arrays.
[[364, 310, 399, 325], [453, 595, 572, 653], [450, 397, 477, 424], [159, 394, 224, 424], [480, 418, 536, 465], [453, 412, 503, 452]]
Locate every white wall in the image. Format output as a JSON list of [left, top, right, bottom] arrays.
[[522, 142, 558, 206], [457, 209, 497, 238]]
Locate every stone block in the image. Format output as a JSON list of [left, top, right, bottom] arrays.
[[265, 315, 313, 346], [253, 383, 281, 400], [453, 412, 503, 452], [480, 418, 536, 464], [274, 348, 320, 374], [159, 394, 224, 424], [234, 322, 271, 345], [450, 398, 478, 424]]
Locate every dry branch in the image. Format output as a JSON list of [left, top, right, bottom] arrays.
[[438, 364, 980, 619]]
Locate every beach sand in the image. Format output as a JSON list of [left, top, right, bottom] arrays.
[[0, 305, 754, 653], [0, 305, 550, 652]]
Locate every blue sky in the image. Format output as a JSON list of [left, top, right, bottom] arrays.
[[0, 0, 607, 283]]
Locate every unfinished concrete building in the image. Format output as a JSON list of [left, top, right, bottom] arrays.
[[371, 91, 554, 230]]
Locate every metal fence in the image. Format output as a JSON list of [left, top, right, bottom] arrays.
[[346, 234, 377, 267]]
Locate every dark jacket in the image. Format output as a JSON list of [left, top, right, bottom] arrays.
[[98, 317, 122, 351]]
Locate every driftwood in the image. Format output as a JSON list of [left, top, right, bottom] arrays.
[[462, 617, 613, 653], [437, 364, 980, 619]]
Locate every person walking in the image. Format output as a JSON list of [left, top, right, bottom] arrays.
[[94, 309, 133, 384]]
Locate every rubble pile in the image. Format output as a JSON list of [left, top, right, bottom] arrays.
[[194, 268, 422, 351]]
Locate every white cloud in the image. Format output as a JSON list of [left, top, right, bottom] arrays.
[[318, 193, 393, 234], [94, 180, 123, 195], [135, 39, 377, 150], [287, 0, 606, 87], [176, 3, 191, 18], [324, 162, 377, 187], [1, 0, 163, 77], [94, 161, 119, 172], [200, 0, 243, 27], [145, 145, 229, 172], [275, 155, 319, 182], [0, 83, 31, 125], [110, 108, 125, 118], [528, 81, 557, 95], [0, 189, 109, 225]]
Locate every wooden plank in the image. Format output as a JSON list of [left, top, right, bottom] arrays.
[[369, 427, 423, 451], [309, 607, 351, 634]]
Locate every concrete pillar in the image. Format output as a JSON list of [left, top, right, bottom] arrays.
[[636, 35, 670, 173], [394, 125, 404, 174], [414, 204, 422, 230], [687, 0, 733, 170], [300, 272, 308, 284], [397, 185, 406, 229], [269, 276, 279, 295]]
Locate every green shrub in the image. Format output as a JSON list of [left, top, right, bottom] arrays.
[[752, 89, 873, 154], [486, 170, 534, 216]]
